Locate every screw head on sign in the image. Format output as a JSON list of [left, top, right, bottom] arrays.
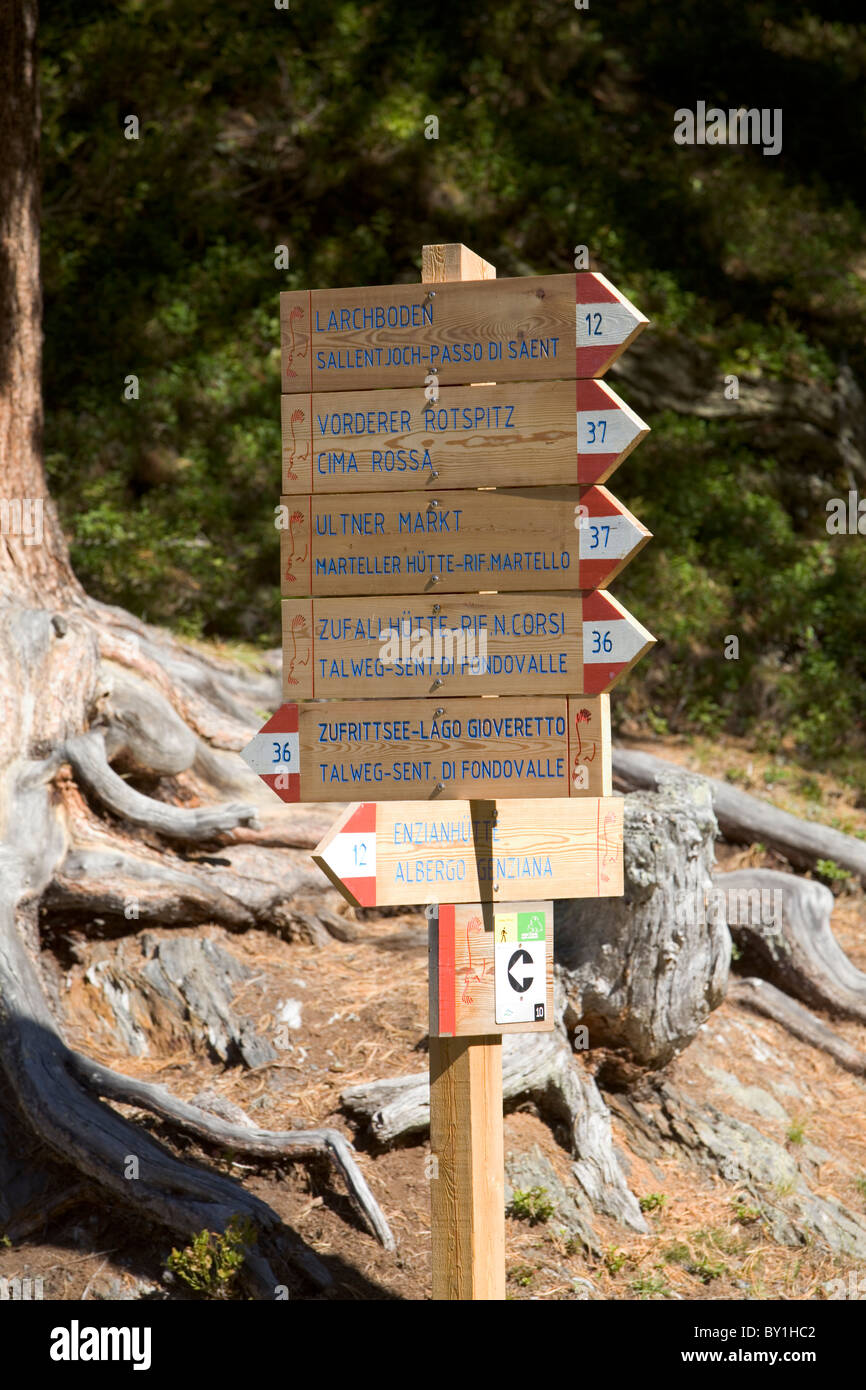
[[432, 678, 443, 688], [428, 499, 439, 510], [434, 706, 444, 716], [429, 471, 440, 480], [432, 604, 441, 614]]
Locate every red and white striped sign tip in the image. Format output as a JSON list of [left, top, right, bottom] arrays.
[[576, 380, 650, 486], [576, 274, 649, 379], [576, 485, 652, 590], [240, 703, 300, 804], [581, 589, 656, 694], [312, 801, 377, 906]]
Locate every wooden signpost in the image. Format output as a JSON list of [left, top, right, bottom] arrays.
[[281, 270, 648, 391], [240, 693, 613, 802], [311, 797, 623, 908], [278, 483, 650, 597], [281, 589, 654, 700], [281, 378, 648, 494], [244, 240, 654, 1301]]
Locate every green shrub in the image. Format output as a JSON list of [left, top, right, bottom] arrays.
[[639, 1192, 667, 1213], [166, 1215, 256, 1298], [509, 1186, 555, 1225]]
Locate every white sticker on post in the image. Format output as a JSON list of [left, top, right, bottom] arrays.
[[494, 907, 548, 1025]]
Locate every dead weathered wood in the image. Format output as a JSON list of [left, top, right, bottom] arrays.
[[715, 868, 866, 1022], [46, 843, 338, 935], [557, 776, 727, 1067], [613, 746, 866, 882], [729, 977, 866, 1077], [0, 607, 383, 1291], [0, 750, 327, 1294]]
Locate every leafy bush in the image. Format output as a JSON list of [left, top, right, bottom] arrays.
[[638, 1192, 668, 1213]]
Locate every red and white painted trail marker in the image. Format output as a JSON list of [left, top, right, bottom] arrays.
[[576, 274, 648, 378], [313, 801, 377, 905], [581, 590, 656, 694], [281, 270, 648, 393], [239, 704, 299, 801], [574, 485, 651, 591], [576, 379, 649, 486], [278, 483, 650, 598], [312, 797, 624, 910]]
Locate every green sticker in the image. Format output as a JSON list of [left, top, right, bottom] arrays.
[[517, 911, 546, 941]]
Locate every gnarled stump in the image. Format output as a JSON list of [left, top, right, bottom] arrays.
[[556, 775, 728, 1068]]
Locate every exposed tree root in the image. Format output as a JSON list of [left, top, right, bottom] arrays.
[[716, 867, 866, 1023], [69, 1053, 395, 1251], [46, 846, 257, 928], [614, 746, 866, 881], [729, 977, 866, 1077], [65, 731, 259, 842], [0, 756, 345, 1294], [0, 602, 391, 1295]]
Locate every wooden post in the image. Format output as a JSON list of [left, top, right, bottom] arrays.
[[428, 1031, 505, 1300], [424, 242, 506, 1302]]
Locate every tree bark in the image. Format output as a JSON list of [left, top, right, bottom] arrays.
[[715, 868, 866, 1022], [0, 0, 79, 604], [0, 2, 393, 1288]]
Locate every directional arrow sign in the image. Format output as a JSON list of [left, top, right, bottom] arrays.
[[282, 379, 649, 494], [312, 798, 624, 908], [278, 484, 650, 597], [240, 694, 613, 804], [281, 590, 655, 700], [281, 272, 648, 393]]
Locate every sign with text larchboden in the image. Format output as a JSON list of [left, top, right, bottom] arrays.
[[281, 272, 648, 392]]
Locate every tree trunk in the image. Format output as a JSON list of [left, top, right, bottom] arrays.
[[0, 0, 79, 605], [0, 1, 392, 1293]]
